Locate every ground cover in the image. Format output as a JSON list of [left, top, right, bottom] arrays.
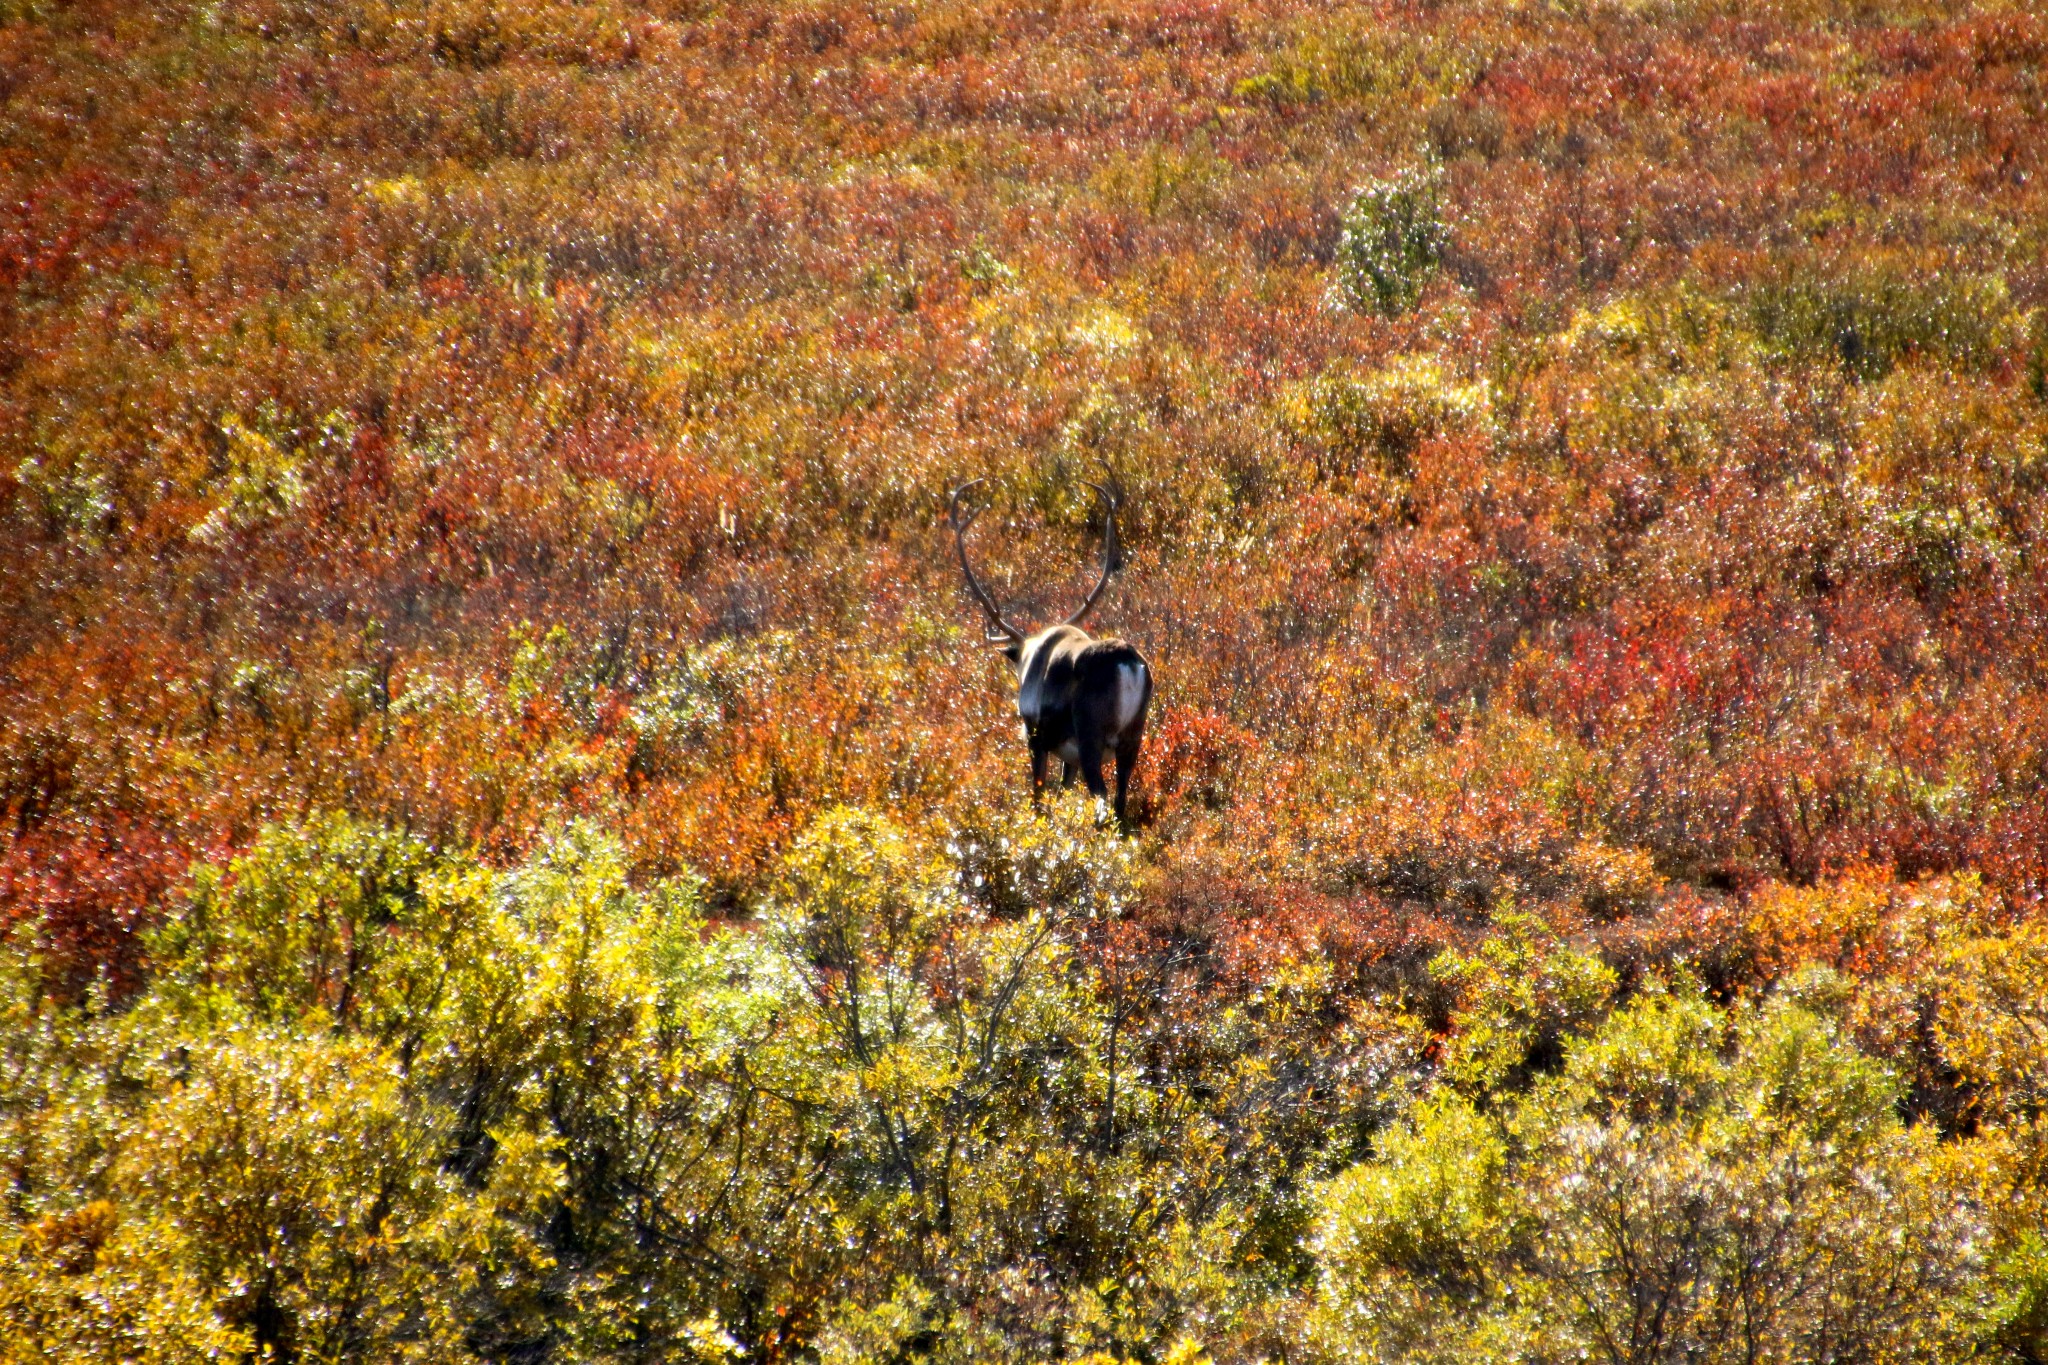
[[3, 1, 2047, 1360]]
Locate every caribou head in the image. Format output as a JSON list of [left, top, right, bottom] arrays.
[[949, 479, 1153, 825]]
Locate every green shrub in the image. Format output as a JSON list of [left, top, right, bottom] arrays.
[[1744, 263, 2018, 380], [1431, 913, 1615, 1095], [1315, 986, 1986, 1365], [1282, 351, 1492, 479], [1336, 167, 1449, 317]]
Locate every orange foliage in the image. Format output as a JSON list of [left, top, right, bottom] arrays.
[[2, 0, 2046, 995]]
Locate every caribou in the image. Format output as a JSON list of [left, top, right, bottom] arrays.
[[949, 479, 1152, 826]]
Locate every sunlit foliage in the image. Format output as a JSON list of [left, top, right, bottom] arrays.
[[2, 808, 1412, 1361], [1318, 981, 1985, 1365], [3, 0, 2047, 1358]]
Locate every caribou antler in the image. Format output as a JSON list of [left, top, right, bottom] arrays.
[[1062, 480, 1122, 627], [948, 480, 1023, 642]]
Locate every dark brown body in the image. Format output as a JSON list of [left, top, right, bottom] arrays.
[[1007, 624, 1152, 820]]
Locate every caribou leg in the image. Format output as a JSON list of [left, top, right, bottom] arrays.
[[1061, 761, 1078, 789], [1030, 746, 1051, 807], [1076, 736, 1110, 803], [1113, 740, 1140, 828]]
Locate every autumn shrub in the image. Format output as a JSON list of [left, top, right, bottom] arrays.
[[1934, 920, 2048, 1362], [1428, 913, 1615, 1094], [5, 0, 2048, 1359], [1302, 712, 1646, 917], [1281, 351, 1491, 480], [1316, 984, 1987, 1365], [1145, 705, 1254, 812], [0, 803, 1429, 1362], [2028, 306, 2048, 402]]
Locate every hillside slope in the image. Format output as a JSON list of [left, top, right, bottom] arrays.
[[3, 1, 2048, 1361]]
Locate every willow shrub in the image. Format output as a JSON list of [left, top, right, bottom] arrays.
[[1335, 166, 1449, 318], [0, 801, 1406, 1363], [1743, 262, 2020, 381], [1315, 981, 1987, 1365]]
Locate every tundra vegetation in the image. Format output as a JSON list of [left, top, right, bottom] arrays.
[[3, 1, 2048, 1361]]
